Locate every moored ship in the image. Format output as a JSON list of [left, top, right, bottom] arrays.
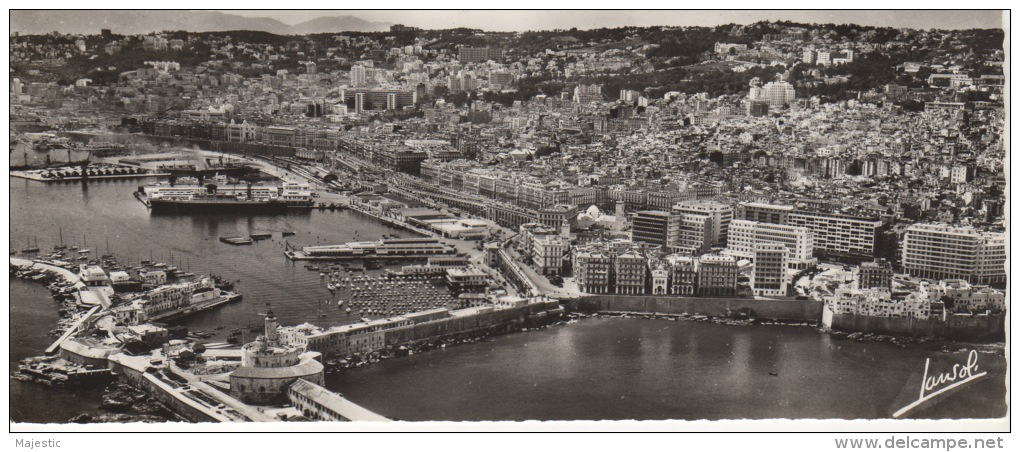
[[149, 194, 295, 213], [140, 178, 314, 213]]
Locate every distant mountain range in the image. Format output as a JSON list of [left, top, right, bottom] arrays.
[[10, 10, 392, 36]]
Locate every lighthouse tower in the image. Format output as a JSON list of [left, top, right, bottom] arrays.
[[263, 306, 280, 347]]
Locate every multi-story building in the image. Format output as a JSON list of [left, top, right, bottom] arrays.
[[666, 255, 697, 295], [736, 202, 880, 260], [816, 51, 831, 66], [727, 219, 814, 269], [673, 200, 732, 245], [673, 213, 712, 255], [458, 47, 503, 63], [343, 88, 416, 111], [749, 79, 796, 109], [802, 49, 817, 64], [902, 224, 1006, 285], [350, 65, 367, 87], [614, 251, 647, 295], [736, 202, 792, 224], [752, 243, 788, 296], [573, 84, 603, 104], [532, 235, 568, 276], [856, 258, 893, 290], [574, 251, 611, 294], [714, 42, 748, 54], [650, 264, 669, 295], [787, 210, 881, 260], [488, 70, 513, 89], [759, 80, 796, 108], [537, 204, 578, 230], [827, 288, 939, 319], [631, 210, 678, 248], [928, 280, 1006, 312], [697, 254, 738, 296]]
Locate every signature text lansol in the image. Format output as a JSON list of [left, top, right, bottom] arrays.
[[893, 350, 988, 418]]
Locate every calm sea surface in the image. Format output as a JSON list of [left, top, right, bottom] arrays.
[[9, 176, 1007, 422]]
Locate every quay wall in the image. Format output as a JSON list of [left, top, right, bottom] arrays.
[[568, 295, 823, 322], [382, 301, 557, 347], [829, 313, 1005, 341], [310, 302, 561, 358]]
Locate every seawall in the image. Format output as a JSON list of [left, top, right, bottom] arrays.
[[108, 356, 222, 423], [383, 301, 558, 347], [829, 313, 1005, 341], [567, 295, 823, 322]]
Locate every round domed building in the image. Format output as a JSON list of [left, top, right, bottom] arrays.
[[229, 307, 324, 405]]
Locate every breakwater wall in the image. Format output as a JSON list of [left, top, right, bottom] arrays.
[[829, 313, 1005, 341], [566, 295, 823, 322], [108, 356, 222, 423]]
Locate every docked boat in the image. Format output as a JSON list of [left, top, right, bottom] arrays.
[[219, 236, 253, 245], [149, 194, 296, 214], [143, 181, 314, 214]]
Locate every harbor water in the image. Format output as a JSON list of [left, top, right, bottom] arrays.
[[9, 176, 1007, 422], [327, 318, 1007, 421]]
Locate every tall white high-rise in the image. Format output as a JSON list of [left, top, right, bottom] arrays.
[[759, 81, 796, 108], [902, 223, 1006, 285], [727, 219, 814, 269], [350, 65, 367, 87]]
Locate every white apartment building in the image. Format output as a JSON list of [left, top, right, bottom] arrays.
[[532, 235, 568, 276], [752, 243, 789, 297], [727, 219, 815, 269], [672, 213, 712, 255], [787, 210, 881, 259], [902, 223, 1006, 285], [673, 200, 732, 245]]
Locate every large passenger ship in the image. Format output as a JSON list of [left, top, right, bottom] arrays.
[[138, 177, 314, 213]]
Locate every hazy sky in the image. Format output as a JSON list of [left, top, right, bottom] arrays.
[[223, 10, 1004, 31]]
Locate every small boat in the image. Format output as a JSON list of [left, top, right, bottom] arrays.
[[769, 371, 779, 377], [281, 231, 296, 237], [219, 237, 253, 245], [78, 249, 91, 254]]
